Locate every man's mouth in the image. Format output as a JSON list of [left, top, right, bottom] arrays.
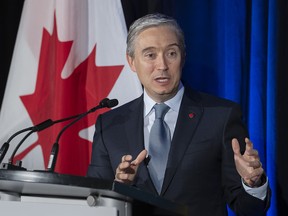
[[155, 77, 169, 83]]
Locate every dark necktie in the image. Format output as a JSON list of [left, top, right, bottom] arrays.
[[148, 103, 171, 194]]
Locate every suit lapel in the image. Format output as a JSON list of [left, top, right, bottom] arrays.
[[161, 88, 204, 195], [124, 96, 145, 158], [124, 96, 156, 192]]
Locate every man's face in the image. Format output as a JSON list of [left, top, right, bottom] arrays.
[[127, 25, 183, 103]]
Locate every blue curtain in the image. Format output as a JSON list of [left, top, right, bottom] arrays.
[[173, 0, 283, 215]]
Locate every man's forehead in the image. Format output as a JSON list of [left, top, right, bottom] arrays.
[[136, 28, 178, 45]]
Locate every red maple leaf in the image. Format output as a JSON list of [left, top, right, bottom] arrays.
[[17, 14, 122, 176]]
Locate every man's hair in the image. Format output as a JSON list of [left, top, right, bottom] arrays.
[[126, 13, 186, 60]]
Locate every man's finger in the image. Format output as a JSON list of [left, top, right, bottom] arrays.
[[118, 161, 131, 170], [245, 148, 258, 156], [232, 138, 241, 155], [244, 167, 264, 180], [115, 172, 133, 183], [131, 149, 147, 166], [121, 155, 132, 162], [245, 138, 253, 151], [247, 160, 262, 169]]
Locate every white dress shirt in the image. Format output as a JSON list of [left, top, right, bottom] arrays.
[[143, 82, 184, 151]]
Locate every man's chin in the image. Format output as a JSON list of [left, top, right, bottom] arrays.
[[155, 90, 178, 101]]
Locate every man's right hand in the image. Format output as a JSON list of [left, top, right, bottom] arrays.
[[115, 149, 147, 184]]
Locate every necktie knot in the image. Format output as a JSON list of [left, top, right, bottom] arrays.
[[154, 103, 170, 120]]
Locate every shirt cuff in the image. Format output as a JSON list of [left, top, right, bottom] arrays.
[[242, 177, 268, 201]]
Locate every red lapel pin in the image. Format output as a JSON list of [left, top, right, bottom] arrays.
[[189, 112, 195, 118]]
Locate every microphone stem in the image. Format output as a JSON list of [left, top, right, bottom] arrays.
[[55, 109, 95, 143], [9, 130, 34, 164], [53, 114, 81, 124], [47, 109, 96, 172], [7, 127, 33, 143]]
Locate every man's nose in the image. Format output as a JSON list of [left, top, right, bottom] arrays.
[[156, 55, 168, 70]]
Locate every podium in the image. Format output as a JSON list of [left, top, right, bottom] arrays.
[[0, 170, 187, 216]]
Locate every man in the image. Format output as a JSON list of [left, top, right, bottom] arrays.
[[87, 13, 270, 215]]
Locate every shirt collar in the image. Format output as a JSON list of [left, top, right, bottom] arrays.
[[144, 82, 184, 117]]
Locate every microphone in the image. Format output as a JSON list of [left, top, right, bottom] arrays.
[[0, 116, 88, 170], [144, 155, 151, 166], [7, 115, 83, 166], [0, 98, 118, 170], [47, 98, 118, 172], [0, 119, 54, 166]]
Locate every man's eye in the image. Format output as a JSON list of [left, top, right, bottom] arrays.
[[167, 50, 177, 58], [145, 53, 156, 59]]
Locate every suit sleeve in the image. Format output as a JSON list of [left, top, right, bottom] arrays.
[[86, 114, 115, 180], [222, 104, 271, 215]]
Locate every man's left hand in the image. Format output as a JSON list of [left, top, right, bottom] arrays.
[[232, 138, 264, 187]]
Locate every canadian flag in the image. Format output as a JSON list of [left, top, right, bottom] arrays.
[[0, 0, 142, 176]]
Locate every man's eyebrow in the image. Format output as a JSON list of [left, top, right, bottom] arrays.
[[141, 46, 155, 54], [141, 43, 180, 54], [167, 43, 180, 48]]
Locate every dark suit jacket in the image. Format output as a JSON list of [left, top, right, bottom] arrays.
[[87, 87, 271, 216]]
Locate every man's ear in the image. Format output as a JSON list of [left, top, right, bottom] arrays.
[[126, 54, 136, 72], [181, 51, 186, 69]]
